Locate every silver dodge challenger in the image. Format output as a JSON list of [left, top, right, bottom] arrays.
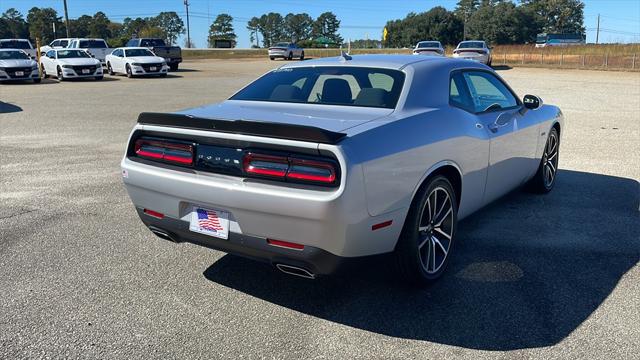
[[121, 54, 563, 285]]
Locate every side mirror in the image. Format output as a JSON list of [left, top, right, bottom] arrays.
[[523, 94, 543, 110]]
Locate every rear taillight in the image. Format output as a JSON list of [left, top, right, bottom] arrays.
[[135, 138, 193, 165], [243, 152, 338, 186], [243, 153, 288, 177]]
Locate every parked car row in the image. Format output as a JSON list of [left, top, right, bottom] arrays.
[[0, 46, 171, 83], [413, 40, 493, 66]]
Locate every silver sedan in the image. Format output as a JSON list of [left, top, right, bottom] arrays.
[[121, 55, 563, 285]]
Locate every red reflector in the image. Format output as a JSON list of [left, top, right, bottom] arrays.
[[372, 220, 393, 231], [267, 239, 304, 250], [143, 209, 164, 219]]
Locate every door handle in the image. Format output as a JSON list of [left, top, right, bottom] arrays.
[[488, 113, 513, 133]]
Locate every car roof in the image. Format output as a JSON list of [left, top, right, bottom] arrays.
[[0, 48, 27, 52], [119, 47, 150, 50], [280, 54, 461, 70], [0, 39, 30, 42]]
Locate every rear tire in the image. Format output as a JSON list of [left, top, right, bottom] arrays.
[[287, 52, 293, 60], [300, 51, 305, 60], [395, 176, 458, 286], [269, 56, 275, 61], [527, 127, 559, 194]]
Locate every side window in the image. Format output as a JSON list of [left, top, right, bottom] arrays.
[[449, 73, 474, 112], [126, 40, 136, 47], [46, 50, 56, 58], [463, 71, 518, 113]]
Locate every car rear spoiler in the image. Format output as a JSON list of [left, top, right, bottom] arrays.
[[137, 112, 347, 144]]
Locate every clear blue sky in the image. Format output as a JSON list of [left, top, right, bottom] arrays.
[[2, 0, 639, 47]]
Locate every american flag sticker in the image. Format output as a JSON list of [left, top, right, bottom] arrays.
[[189, 207, 229, 239]]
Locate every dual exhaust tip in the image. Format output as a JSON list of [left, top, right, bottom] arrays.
[[148, 226, 316, 279]]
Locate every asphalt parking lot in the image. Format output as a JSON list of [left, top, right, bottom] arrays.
[[1, 59, 639, 359]]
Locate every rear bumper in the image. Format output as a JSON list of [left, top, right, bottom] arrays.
[[452, 53, 490, 64], [136, 207, 345, 275], [121, 138, 405, 259]]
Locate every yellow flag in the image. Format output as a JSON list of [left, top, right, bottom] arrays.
[[383, 27, 388, 41]]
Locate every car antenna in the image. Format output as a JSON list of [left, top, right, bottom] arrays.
[[339, 49, 352, 61]]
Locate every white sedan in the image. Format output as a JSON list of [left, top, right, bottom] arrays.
[[40, 49, 103, 81], [105, 47, 168, 78], [0, 49, 40, 83], [452, 40, 492, 66]]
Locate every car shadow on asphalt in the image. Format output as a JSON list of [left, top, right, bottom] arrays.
[[203, 169, 639, 351], [0, 101, 23, 113]]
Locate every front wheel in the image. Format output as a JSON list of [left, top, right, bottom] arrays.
[[57, 66, 65, 81], [126, 64, 132, 78], [300, 51, 305, 60], [94, 76, 103, 81], [33, 78, 41, 83], [395, 176, 458, 286], [287, 52, 293, 60], [169, 63, 178, 71], [528, 127, 559, 193], [107, 62, 114, 75]]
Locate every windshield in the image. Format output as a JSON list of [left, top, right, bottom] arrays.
[[57, 49, 91, 59], [59, 40, 69, 47], [140, 39, 166, 47], [78, 40, 107, 48], [0, 50, 29, 60], [458, 41, 484, 49], [231, 66, 405, 109], [0, 40, 31, 49], [417, 42, 440, 48], [125, 48, 154, 57]]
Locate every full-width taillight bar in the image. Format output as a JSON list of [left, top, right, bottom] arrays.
[[134, 138, 194, 165], [243, 152, 338, 186]]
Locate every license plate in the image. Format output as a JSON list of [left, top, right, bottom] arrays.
[[82, 69, 90, 74], [15, 71, 24, 76], [189, 207, 229, 240], [150, 66, 157, 71]]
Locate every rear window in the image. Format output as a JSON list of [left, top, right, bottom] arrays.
[[417, 42, 440, 48], [0, 40, 31, 49], [78, 40, 107, 48], [458, 42, 484, 49], [230, 66, 405, 109], [140, 39, 166, 47]]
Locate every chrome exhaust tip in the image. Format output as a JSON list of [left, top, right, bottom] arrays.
[[275, 264, 316, 279], [148, 226, 178, 243]]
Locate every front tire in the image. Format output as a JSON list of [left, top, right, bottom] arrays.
[[528, 127, 559, 193], [300, 51, 305, 60], [395, 176, 458, 286], [126, 64, 132, 78], [33, 78, 41, 83], [57, 66, 65, 81], [107, 62, 114, 75], [94, 76, 103, 81], [169, 63, 178, 71], [287, 52, 293, 60]]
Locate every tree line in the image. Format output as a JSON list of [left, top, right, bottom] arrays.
[[0, 7, 185, 47], [384, 0, 585, 47], [2, 1, 585, 49]]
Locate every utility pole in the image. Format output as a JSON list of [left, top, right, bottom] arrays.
[[595, 14, 600, 44], [184, 0, 191, 48], [63, 0, 70, 38]]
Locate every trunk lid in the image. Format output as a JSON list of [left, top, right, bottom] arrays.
[[174, 100, 394, 133]]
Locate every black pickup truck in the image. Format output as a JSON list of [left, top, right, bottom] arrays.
[[126, 38, 182, 70]]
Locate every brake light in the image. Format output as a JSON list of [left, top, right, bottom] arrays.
[[243, 153, 288, 177], [135, 138, 193, 165], [287, 158, 336, 183], [243, 152, 338, 185]]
